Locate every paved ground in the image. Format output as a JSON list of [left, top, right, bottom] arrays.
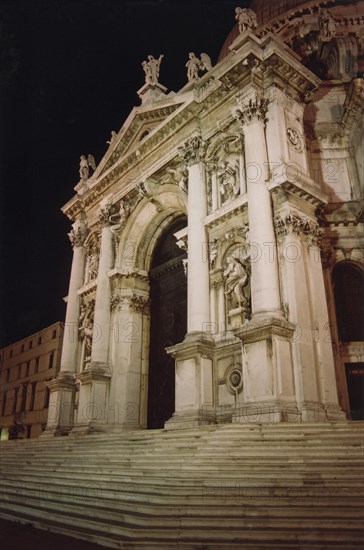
[[0, 518, 108, 550]]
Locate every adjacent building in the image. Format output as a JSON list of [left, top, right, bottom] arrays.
[[0, 322, 64, 439], [44, 0, 363, 437]]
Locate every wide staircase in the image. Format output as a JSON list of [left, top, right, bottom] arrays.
[[1, 422, 364, 549]]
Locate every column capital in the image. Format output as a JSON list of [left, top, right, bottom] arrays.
[[234, 97, 269, 127], [98, 204, 113, 227], [68, 224, 88, 248], [178, 136, 207, 166]]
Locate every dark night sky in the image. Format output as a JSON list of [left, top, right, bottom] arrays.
[[0, 0, 251, 348]]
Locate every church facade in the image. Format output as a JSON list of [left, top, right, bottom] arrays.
[[44, 0, 364, 437]]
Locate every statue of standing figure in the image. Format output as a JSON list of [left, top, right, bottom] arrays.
[[224, 255, 250, 309], [79, 154, 97, 181], [142, 54, 164, 85], [235, 7, 257, 34], [185, 52, 213, 82]]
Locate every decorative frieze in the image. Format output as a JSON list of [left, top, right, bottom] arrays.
[[178, 136, 207, 165]]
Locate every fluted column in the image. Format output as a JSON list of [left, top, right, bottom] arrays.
[[90, 205, 114, 366], [60, 223, 88, 372], [179, 136, 210, 334], [235, 98, 282, 319]]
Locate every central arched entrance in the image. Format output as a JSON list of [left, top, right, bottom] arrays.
[[147, 217, 187, 429]]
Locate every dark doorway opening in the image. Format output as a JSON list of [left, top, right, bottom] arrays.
[[148, 217, 187, 429]]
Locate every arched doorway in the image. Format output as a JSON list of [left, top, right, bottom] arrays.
[[147, 217, 187, 429], [333, 261, 364, 420]]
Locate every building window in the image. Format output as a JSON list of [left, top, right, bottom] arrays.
[[38, 336, 42, 345], [1, 392, 7, 416], [13, 387, 19, 413], [34, 357, 40, 374], [9, 350, 13, 358], [5, 369, 10, 383], [20, 384, 27, 412], [48, 351, 55, 369], [333, 262, 364, 342], [17, 364, 21, 379], [52, 329, 57, 339], [29, 341, 33, 350], [21, 344, 24, 353], [25, 361, 30, 377], [30, 382, 37, 411]]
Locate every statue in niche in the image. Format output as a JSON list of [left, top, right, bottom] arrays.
[[218, 159, 240, 203], [185, 52, 213, 82], [79, 302, 94, 365], [319, 9, 336, 41], [235, 7, 257, 34], [224, 254, 250, 310], [142, 54, 164, 85], [86, 241, 99, 282]]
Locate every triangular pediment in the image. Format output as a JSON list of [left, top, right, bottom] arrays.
[[96, 98, 185, 177]]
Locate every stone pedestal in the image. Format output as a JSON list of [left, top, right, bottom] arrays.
[[42, 373, 76, 437], [233, 317, 297, 422], [71, 365, 112, 434], [137, 82, 167, 105], [165, 333, 215, 429]]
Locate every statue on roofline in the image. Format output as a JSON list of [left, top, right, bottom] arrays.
[[235, 7, 257, 34], [142, 54, 164, 85], [185, 52, 213, 82]]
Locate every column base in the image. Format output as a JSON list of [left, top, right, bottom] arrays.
[[41, 371, 77, 437], [164, 406, 216, 430], [72, 363, 112, 432], [232, 400, 346, 423], [166, 333, 215, 430]]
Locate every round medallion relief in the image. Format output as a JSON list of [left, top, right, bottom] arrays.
[[286, 126, 303, 152], [226, 366, 243, 394]]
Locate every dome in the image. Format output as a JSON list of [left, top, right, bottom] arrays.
[[217, 0, 347, 62]]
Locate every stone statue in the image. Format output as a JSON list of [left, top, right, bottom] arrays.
[[185, 52, 213, 82], [79, 155, 89, 181], [109, 200, 130, 234], [186, 52, 201, 82], [166, 166, 188, 193], [218, 160, 240, 203], [79, 302, 94, 364], [235, 7, 257, 34], [319, 9, 336, 41], [106, 131, 117, 145], [224, 255, 250, 309], [142, 54, 164, 85], [79, 154, 97, 181]]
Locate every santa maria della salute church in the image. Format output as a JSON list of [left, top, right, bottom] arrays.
[[2, 1, 364, 548], [46, 0, 364, 435]]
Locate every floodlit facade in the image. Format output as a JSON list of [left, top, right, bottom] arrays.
[[44, 0, 364, 437], [0, 322, 64, 439]]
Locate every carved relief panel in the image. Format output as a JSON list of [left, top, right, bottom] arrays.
[[206, 133, 245, 213], [84, 232, 100, 284]]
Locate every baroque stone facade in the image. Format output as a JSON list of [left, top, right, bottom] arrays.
[[44, 1, 363, 436]]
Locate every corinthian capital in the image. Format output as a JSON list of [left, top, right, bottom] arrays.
[[98, 204, 112, 227], [68, 224, 88, 247], [234, 97, 269, 126], [178, 136, 207, 166]]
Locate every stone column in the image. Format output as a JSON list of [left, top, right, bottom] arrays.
[[42, 221, 87, 437], [73, 205, 113, 434], [179, 136, 210, 334], [234, 97, 282, 319], [165, 136, 215, 429], [232, 98, 297, 423], [90, 205, 114, 367]]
